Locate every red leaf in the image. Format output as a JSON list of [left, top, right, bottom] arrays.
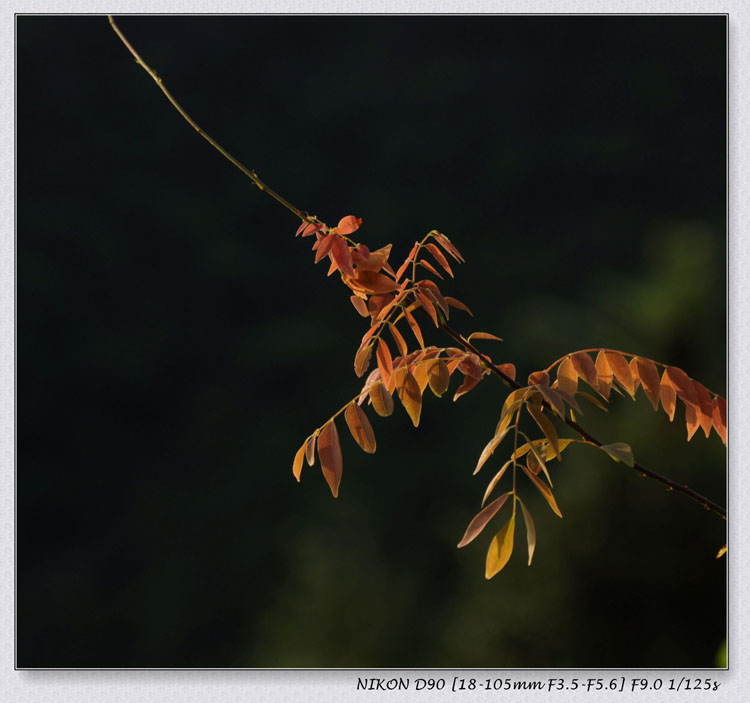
[[314, 233, 336, 263], [331, 236, 355, 277], [318, 421, 343, 498], [336, 215, 362, 235], [425, 242, 454, 277], [416, 291, 439, 326], [350, 295, 369, 317], [376, 338, 394, 390], [457, 493, 511, 548], [389, 323, 409, 358], [404, 308, 425, 348], [352, 269, 400, 295]]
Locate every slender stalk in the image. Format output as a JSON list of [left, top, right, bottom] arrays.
[[108, 15, 309, 222], [109, 15, 726, 522]]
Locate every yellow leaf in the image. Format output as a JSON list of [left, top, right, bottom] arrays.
[[716, 544, 727, 559], [521, 464, 563, 518], [427, 359, 450, 397], [344, 403, 376, 454], [556, 356, 578, 396], [482, 460, 513, 506], [369, 381, 394, 417], [527, 404, 560, 461], [474, 426, 511, 475], [457, 493, 511, 548], [292, 442, 306, 482], [600, 442, 634, 467], [517, 498, 537, 566], [485, 514, 516, 579], [318, 421, 343, 498], [397, 370, 422, 427]]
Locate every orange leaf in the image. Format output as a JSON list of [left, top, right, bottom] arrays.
[[485, 515, 515, 579], [527, 370, 550, 387], [368, 293, 394, 321], [457, 493, 511, 548], [416, 291, 439, 326], [570, 352, 599, 392], [292, 442, 306, 482], [712, 396, 727, 444], [296, 221, 323, 237], [305, 435, 316, 466], [445, 296, 473, 316], [336, 215, 362, 235], [376, 339, 394, 390], [665, 366, 699, 409], [369, 381, 394, 417], [395, 242, 418, 281], [474, 426, 511, 475], [694, 382, 714, 439], [481, 460, 513, 506], [497, 363, 516, 381], [434, 232, 465, 263], [427, 359, 450, 397], [634, 357, 661, 411], [353, 269, 400, 295], [685, 404, 700, 441], [660, 369, 677, 421], [350, 295, 369, 317], [397, 370, 422, 426], [354, 344, 373, 377], [417, 259, 444, 279], [556, 357, 578, 396], [344, 403, 376, 454], [331, 236, 355, 277], [404, 308, 425, 348], [595, 351, 613, 399], [418, 279, 449, 316], [468, 332, 503, 343], [318, 421, 343, 498], [453, 374, 481, 401], [425, 242, 454, 277], [605, 351, 635, 398], [356, 244, 393, 273], [389, 323, 409, 358], [314, 232, 336, 263], [522, 465, 563, 518]]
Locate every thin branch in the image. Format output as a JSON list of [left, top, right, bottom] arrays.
[[108, 15, 726, 523], [108, 15, 309, 222]]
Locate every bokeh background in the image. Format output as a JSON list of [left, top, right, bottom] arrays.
[[18, 15, 726, 668]]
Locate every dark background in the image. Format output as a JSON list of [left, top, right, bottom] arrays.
[[18, 15, 726, 668]]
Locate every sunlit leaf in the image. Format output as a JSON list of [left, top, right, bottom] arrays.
[[685, 404, 700, 441], [600, 442, 634, 467], [468, 331, 503, 343], [556, 357, 578, 396], [605, 351, 636, 398], [527, 404, 560, 460], [350, 295, 370, 317], [389, 323, 409, 358], [305, 434, 316, 466], [665, 366, 699, 409], [356, 244, 393, 273], [521, 465, 563, 518], [369, 380, 394, 417], [457, 493, 511, 548], [712, 396, 727, 444], [416, 291, 439, 326], [716, 544, 727, 559], [376, 339, 394, 390], [517, 498, 537, 566], [292, 442, 306, 482], [434, 232, 465, 263], [397, 370, 422, 426], [418, 280, 450, 316], [318, 420, 343, 497], [527, 370, 550, 387], [660, 369, 677, 421], [595, 351, 613, 399], [444, 296, 473, 316], [570, 352, 599, 393], [344, 402, 376, 454], [404, 308, 425, 348], [417, 259, 444, 279], [453, 374, 481, 401], [482, 460, 513, 506], [314, 232, 336, 264], [336, 215, 362, 235], [427, 359, 450, 397], [354, 343, 373, 377], [633, 357, 661, 411], [537, 385, 566, 418], [296, 221, 323, 237], [474, 426, 512, 475], [353, 269, 400, 294], [332, 236, 355, 277], [485, 514, 516, 579], [694, 382, 714, 439], [425, 242, 454, 277]]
